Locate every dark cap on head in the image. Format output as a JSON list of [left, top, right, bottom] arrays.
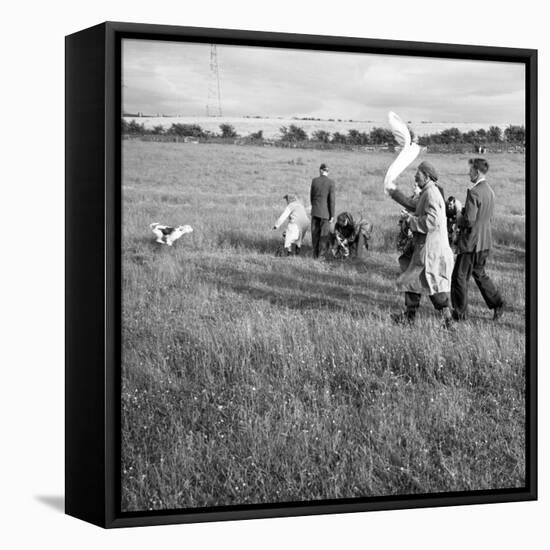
[[319, 163, 328, 171], [418, 160, 438, 182]]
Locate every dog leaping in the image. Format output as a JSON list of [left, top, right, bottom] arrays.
[[150, 222, 193, 246]]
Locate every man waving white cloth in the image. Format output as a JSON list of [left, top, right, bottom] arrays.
[[383, 113, 454, 325]]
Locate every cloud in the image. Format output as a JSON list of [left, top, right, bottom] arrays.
[[122, 39, 525, 124]]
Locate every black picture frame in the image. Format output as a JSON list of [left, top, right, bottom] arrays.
[[65, 21, 537, 528]]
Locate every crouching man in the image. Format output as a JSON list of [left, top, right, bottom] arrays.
[[272, 193, 310, 255], [332, 212, 373, 259], [389, 161, 454, 325]]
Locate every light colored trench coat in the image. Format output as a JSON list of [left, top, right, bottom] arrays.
[[396, 180, 454, 295]]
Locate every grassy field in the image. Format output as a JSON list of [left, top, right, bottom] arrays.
[[121, 141, 526, 512]]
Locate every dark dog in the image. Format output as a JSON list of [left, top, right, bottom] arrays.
[[445, 196, 462, 248]]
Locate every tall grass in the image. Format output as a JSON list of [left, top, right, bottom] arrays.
[[121, 142, 526, 511]]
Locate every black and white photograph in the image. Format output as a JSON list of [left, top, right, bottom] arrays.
[[119, 36, 530, 513], [4, 0, 549, 546]]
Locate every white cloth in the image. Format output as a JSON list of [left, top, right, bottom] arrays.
[[384, 112, 420, 194]]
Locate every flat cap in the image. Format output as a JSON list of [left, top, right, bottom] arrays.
[[418, 160, 438, 181]]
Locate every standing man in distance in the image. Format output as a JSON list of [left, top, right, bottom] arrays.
[[310, 163, 335, 259], [451, 158, 504, 321]]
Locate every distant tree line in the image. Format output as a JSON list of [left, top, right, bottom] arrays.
[[417, 125, 525, 146], [121, 119, 526, 146]]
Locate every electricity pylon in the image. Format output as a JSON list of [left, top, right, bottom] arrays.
[[206, 45, 222, 117]]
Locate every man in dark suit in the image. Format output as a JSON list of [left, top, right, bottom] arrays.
[[310, 163, 335, 258], [451, 158, 504, 321]]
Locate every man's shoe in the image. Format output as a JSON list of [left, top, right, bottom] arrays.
[[493, 302, 505, 321]]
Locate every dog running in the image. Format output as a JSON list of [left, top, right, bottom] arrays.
[[150, 222, 193, 246]]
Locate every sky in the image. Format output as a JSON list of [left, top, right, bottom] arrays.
[[122, 39, 525, 124]]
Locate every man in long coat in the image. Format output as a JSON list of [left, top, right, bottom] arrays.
[[389, 172, 445, 272], [388, 161, 454, 324], [451, 158, 504, 320], [310, 163, 335, 258]]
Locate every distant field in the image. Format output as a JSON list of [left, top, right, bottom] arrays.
[[121, 141, 526, 512], [123, 115, 513, 140]]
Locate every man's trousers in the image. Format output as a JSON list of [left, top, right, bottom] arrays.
[[311, 216, 331, 258], [405, 291, 450, 317], [451, 249, 503, 319]]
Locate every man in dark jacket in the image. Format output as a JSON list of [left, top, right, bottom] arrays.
[[310, 163, 336, 258], [451, 158, 504, 321]]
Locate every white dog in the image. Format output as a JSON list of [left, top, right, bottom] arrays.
[[150, 222, 193, 246]]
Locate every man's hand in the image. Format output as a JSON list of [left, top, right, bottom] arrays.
[[328, 217, 334, 224]]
